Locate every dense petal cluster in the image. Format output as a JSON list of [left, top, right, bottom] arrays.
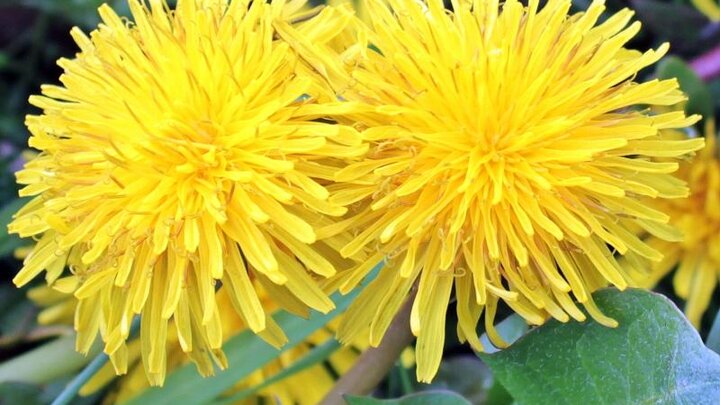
[[321, 0, 703, 380], [9, 0, 364, 383], [692, 0, 720, 21], [10, 0, 708, 389], [633, 122, 720, 327], [29, 285, 360, 402]]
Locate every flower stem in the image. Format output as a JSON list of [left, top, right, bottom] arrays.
[[50, 350, 110, 405], [397, 361, 414, 395], [319, 288, 417, 405], [51, 317, 140, 405]]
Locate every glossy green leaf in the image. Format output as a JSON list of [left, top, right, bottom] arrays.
[[481, 289, 720, 405], [345, 391, 471, 405], [657, 56, 714, 120]]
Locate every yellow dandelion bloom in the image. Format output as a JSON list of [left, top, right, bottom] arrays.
[[328, 0, 371, 23], [28, 286, 360, 404], [9, 0, 365, 384], [632, 121, 720, 327], [313, 0, 704, 381], [691, 0, 720, 21]]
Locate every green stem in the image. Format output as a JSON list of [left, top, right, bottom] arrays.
[[51, 351, 110, 405], [397, 361, 413, 395], [51, 317, 140, 405]]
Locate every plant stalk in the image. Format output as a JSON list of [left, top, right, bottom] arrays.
[[319, 288, 417, 405]]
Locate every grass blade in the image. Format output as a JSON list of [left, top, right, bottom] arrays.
[[210, 338, 341, 405], [123, 263, 382, 405]]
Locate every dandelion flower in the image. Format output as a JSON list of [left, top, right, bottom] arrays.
[[10, 0, 365, 384], [28, 286, 361, 403], [319, 0, 703, 381], [328, 0, 371, 23], [691, 0, 720, 21], [631, 122, 720, 327]]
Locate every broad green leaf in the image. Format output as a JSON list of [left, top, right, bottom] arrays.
[[656, 56, 714, 120], [123, 264, 381, 405], [485, 379, 513, 405], [421, 356, 511, 405], [345, 391, 471, 405], [481, 288, 720, 405]]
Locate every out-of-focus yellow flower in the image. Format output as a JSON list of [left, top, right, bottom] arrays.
[[29, 286, 361, 404], [328, 0, 370, 23], [691, 0, 720, 21], [632, 121, 720, 327], [10, 0, 364, 385], [314, 0, 703, 381]]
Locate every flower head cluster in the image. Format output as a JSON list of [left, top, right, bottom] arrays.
[[10, 0, 364, 383], [320, 0, 703, 380], [632, 122, 720, 327], [29, 285, 360, 402], [10, 0, 706, 387]]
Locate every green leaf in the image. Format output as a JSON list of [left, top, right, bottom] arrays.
[[709, 78, 720, 115], [480, 288, 720, 405], [0, 198, 26, 257], [345, 391, 471, 405], [123, 264, 381, 405], [0, 334, 97, 385], [485, 379, 513, 405], [123, 312, 337, 405], [656, 56, 715, 120], [706, 309, 720, 354], [209, 338, 341, 405], [0, 382, 44, 405], [421, 356, 509, 405], [479, 314, 527, 354], [0, 285, 35, 347]]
